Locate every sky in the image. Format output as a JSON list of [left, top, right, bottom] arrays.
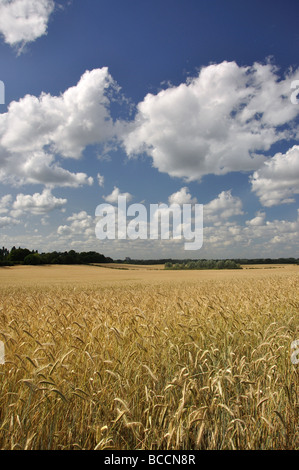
[[0, 0, 299, 260]]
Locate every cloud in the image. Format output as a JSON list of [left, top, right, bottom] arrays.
[[57, 206, 299, 259], [11, 189, 67, 217], [123, 61, 299, 181], [0, 215, 19, 228], [0, 150, 94, 187], [250, 145, 299, 206], [204, 190, 243, 223], [57, 225, 71, 236], [103, 186, 133, 204], [0, 68, 119, 187], [0, 194, 12, 214], [0, 0, 55, 50], [200, 208, 299, 257], [168, 187, 197, 205], [246, 211, 266, 227], [97, 173, 105, 187], [244, 209, 299, 248], [57, 211, 95, 238]]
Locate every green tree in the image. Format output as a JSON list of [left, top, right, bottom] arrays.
[[24, 253, 42, 265], [8, 247, 31, 263]]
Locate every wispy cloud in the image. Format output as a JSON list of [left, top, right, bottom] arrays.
[[97, 173, 105, 187]]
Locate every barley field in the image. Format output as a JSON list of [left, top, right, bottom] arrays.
[[0, 264, 298, 450]]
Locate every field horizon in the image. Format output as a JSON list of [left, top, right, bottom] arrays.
[[0, 263, 298, 288]]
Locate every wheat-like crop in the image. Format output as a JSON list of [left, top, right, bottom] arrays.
[[0, 268, 298, 449]]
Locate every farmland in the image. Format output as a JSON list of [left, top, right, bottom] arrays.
[[0, 264, 298, 450]]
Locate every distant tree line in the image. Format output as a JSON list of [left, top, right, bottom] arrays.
[[1, 247, 298, 267], [233, 258, 299, 265], [115, 257, 299, 266], [165, 259, 242, 270], [0, 246, 113, 266]]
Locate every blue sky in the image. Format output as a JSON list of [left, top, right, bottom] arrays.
[[0, 0, 299, 259]]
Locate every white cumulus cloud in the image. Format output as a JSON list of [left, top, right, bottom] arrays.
[[204, 190, 244, 223], [246, 211, 266, 227], [250, 145, 299, 206], [168, 187, 197, 205], [57, 211, 95, 238], [0, 68, 119, 187], [11, 189, 67, 216], [0, 0, 55, 50], [0, 215, 19, 227], [103, 186, 133, 204], [123, 61, 299, 181], [0, 194, 12, 213]]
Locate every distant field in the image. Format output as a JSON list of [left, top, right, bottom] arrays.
[[0, 263, 297, 288], [0, 264, 298, 449], [93, 263, 165, 270]]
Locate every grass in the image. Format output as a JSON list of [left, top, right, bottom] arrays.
[[0, 265, 298, 450]]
